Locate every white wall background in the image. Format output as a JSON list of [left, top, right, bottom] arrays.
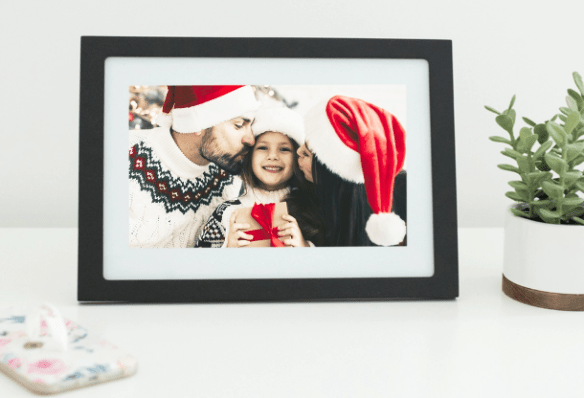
[[1, 0, 582, 228]]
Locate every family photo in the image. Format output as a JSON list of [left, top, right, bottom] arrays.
[[128, 85, 407, 249]]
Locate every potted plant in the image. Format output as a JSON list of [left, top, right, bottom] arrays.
[[486, 72, 584, 311]]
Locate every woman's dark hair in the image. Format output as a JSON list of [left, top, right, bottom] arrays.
[[312, 156, 407, 247], [240, 133, 325, 246]]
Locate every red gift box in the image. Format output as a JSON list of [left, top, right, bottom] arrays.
[[235, 202, 290, 247]]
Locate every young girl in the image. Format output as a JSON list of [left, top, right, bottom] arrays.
[[195, 107, 324, 248]]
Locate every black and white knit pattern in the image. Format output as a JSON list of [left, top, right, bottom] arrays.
[[194, 199, 242, 248]]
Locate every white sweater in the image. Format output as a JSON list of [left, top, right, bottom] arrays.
[[128, 127, 242, 248]]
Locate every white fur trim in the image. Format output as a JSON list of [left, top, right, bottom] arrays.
[[169, 86, 260, 133], [303, 99, 364, 183], [252, 107, 305, 145], [365, 212, 406, 246], [156, 113, 172, 129]]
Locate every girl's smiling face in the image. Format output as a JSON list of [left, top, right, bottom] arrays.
[[297, 143, 314, 183], [252, 132, 295, 191]]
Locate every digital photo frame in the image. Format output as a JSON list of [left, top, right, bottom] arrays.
[[78, 37, 458, 302]]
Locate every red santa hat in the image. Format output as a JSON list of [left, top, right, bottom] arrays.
[[157, 85, 260, 133], [251, 106, 305, 145], [304, 95, 407, 246]]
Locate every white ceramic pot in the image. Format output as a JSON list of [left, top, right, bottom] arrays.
[[503, 207, 584, 310]]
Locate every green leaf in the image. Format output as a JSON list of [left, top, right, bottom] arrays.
[[506, 148, 524, 158], [524, 135, 538, 152], [567, 89, 584, 110], [574, 72, 584, 96], [551, 114, 559, 122], [508, 95, 516, 111], [501, 149, 521, 159], [535, 157, 551, 171], [525, 171, 552, 186], [505, 191, 523, 202], [533, 140, 553, 159], [566, 96, 579, 112], [534, 210, 554, 224], [489, 136, 512, 145], [544, 153, 568, 174], [575, 126, 584, 140], [561, 197, 584, 206], [498, 164, 521, 173], [568, 88, 583, 100], [539, 208, 561, 219], [510, 207, 531, 218], [507, 109, 517, 124], [559, 115, 567, 123], [516, 128, 537, 153], [574, 156, 584, 167], [546, 122, 567, 147], [565, 206, 584, 218], [526, 171, 552, 179], [565, 111, 581, 135], [534, 124, 549, 144], [560, 107, 571, 116], [542, 180, 564, 198], [516, 156, 531, 173], [565, 142, 584, 162], [519, 127, 532, 139], [572, 216, 584, 225], [522, 117, 536, 127], [536, 208, 561, 224], [529, 199, 552, 206], [517, 189, 530, 202], [496, 114, 514, 134], [564, 206, 581, 217], [575, 181, 584, 191], [508, 180, 528, 190], [503, 108, 517, 123], [563, 171, 582, 187], [485, 105, 501, 115]]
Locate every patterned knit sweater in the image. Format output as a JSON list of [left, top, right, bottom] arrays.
[[128, 127, 242, 248]]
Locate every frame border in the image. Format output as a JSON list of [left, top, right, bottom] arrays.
[[78, 37, 458, 302]]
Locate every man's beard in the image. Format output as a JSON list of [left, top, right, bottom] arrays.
[[199, 130, 249, 175]]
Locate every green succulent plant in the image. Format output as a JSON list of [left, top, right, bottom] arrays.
[[486, 72, 584, 225]]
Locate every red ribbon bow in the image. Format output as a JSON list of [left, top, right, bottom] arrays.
[[248, 203, 285, 247]]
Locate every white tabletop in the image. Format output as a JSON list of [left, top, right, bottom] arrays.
[[1, 228, 582, 397]]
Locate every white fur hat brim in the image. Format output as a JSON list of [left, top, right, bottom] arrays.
[[251, 106, 305, 145], [159, 86, 260, 133], [303, 99, 364, 183]]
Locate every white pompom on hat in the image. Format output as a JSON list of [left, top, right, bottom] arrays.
[[251, 106, 305, 145], [157, 85, 260, 133], [304, 95, 407, 246]]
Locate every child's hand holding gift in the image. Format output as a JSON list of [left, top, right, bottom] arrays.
[[278, 214, 309, 247], [226, 210, 254, 248]]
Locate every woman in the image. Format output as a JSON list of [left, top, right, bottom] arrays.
[[297, 95, 407, 247]]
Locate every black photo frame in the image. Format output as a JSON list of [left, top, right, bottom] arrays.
[[78, 37, 458, 302]]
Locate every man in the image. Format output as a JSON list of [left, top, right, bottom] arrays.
[[129, 85, 260, 248]]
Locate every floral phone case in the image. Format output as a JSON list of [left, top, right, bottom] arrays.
[[0, 305, 137, 394]]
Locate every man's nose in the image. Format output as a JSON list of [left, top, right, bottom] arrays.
[[242, 127, 255, 146]]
